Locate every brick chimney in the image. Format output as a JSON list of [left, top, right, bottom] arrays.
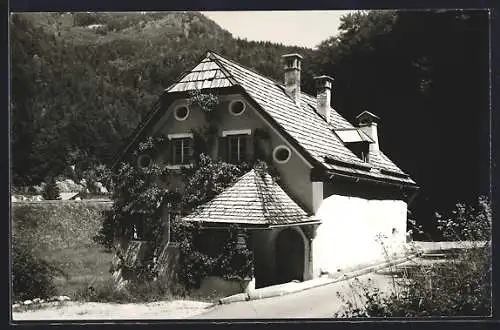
[[313, 75, 334, 123], [281, 53, 302, 104], [356, 111, 380, 152]]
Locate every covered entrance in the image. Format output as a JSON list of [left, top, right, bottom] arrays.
[[275, 228, 305, 284], [180, 169, 320, 289]]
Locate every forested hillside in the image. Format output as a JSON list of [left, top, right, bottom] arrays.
[[10, 11, 490, 236], [11, 11, 315, 187]]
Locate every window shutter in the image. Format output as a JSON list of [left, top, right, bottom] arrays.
[[164, 138, 172, 164], [218, 136, 228, 161], [245, 134, 254, 162]]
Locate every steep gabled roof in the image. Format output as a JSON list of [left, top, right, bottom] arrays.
[[165, 56, 237, 92], [207, 52, 415, 185], [181, 169, 319, 227], [122, 51, 416, 186]]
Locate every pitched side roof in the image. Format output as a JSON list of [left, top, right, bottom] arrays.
[[209, 52, 416, 185], [146, 51, 416, 186], [181, 169, 319, 227]]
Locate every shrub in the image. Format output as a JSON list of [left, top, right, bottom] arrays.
[[42, 177, 60, 200], [336, 196, 492, 317], [436, 195, 491, 241], [74, 276, 186, 303], [174, 222, 254, 289], [12, 235, 60, 301]]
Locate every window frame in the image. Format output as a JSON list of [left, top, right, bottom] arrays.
[[229, 100, 246, 116], [171, 137, 192, 165], [168, 133, 194, 166], [137, 153, 153, 170], [272, 145, 292, 164], [227, 134, 247, 163], [222, 129, 252, 163], [173, 104, 190, 121]]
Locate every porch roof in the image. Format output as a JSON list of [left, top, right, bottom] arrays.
[[181, 169, 319, 227]]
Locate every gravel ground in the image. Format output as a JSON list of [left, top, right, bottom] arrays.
[[12, 300, 212, 321]]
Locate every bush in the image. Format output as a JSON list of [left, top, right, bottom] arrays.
[[12, 235, 60, 301], [336, 196, 492, 317], [436, 195, 491, 241], [73, 277, 185, 303], [42, 177, 60, 200]]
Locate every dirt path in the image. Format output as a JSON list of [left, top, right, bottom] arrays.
[[12, 300, 212, 321]]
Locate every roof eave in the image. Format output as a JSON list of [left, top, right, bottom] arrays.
[[326, 169, 419, 189]]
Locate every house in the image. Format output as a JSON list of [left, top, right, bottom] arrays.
[[115, 51, 419, 289]]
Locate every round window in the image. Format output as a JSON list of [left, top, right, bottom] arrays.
[[174, 105, 189, 121], [229, 100, 246, 116], [137, 154, 152, 170], [273, 145, 292, 163]]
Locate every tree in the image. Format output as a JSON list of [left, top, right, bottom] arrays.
[[42, 177, 60, 200]]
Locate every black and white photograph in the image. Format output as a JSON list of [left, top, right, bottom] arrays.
[[10, 8, 492, 321]]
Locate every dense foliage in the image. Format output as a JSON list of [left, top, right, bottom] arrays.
[[12, 201, 114, 299], [12, 235, 60, 301], [10, 12, 312, 188], [174, 222, 254, 289], [309, 10, 489, 237], [41, 177, 61, 200], [336, 196, 491, 317]]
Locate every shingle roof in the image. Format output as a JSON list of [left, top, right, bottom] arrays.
[[165, 56, 236, 92], [164, 51, 416, 186], [181, 169, 319, 227]]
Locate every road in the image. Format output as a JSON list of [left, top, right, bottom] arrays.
[[191, 270, 399, 319], [191, 243, 472, 319]]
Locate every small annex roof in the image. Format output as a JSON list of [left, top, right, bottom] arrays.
[[181, 169, 319, 227], [356, 110, 380, 124]]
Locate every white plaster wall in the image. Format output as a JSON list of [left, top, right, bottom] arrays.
[[312, 195, 408, 276]]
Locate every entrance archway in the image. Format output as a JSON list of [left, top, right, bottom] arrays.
[[275, 228, 305, 284]]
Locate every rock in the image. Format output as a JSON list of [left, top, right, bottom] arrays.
[[95, 182, 108, 194], [33, 298, 41, 303], [23, 300, 33, 305], [12, 303, 20, 309], [39, 299, 45, 303], [75, 197, 81, 201], [32, 195, 44, 201], [57, 295, 71, 301]]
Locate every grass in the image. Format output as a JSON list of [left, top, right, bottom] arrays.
[[12, 201, 114, 299]]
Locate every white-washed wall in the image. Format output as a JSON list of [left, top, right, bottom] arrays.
[[312, 195, 408, 276]]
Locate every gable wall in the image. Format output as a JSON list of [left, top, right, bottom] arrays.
[[144, 93, 314, 212]]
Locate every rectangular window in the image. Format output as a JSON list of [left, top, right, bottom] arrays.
[[172, 138, 192, 164], [227, 135, 247, 163]]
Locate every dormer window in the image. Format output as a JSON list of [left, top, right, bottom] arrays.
[[335, 128, 373, 162], [348, 142, 370, 162]]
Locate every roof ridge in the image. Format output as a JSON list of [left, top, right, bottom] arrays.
[[208, 51, 286, 88], [251, 169, 271, 219], [209, 51, 323, 104], [207, 53, 240, 86], [209, 51, 322, 100]]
